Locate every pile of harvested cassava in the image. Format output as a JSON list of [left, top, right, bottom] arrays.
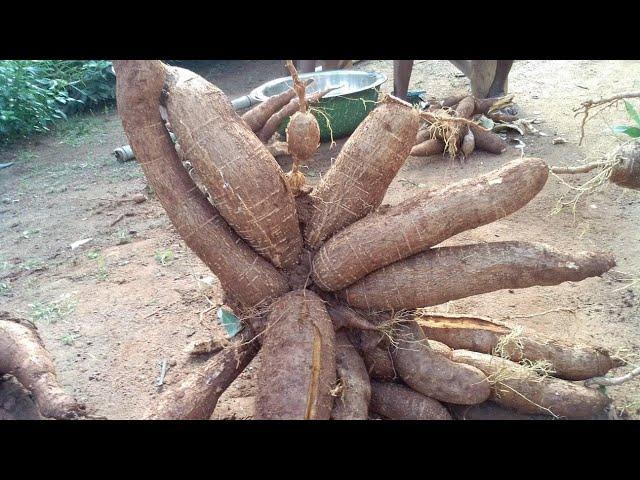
[[113, 60, 621, 420], [410, 94, 515, 160], [0, 311, 86, 419]]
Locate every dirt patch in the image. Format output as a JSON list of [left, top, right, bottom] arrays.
[[1, 60, 639, 419]]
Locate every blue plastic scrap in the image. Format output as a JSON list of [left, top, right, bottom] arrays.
[[217, 307, 244, 338]]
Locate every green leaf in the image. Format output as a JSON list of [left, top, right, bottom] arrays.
[[613, 125, 640, 138], [624, 100, 640, 128]]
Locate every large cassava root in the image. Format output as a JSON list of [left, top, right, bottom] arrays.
[[163, 65, 302, 269], [304, 95, 420, 248], [370, 381, 451, 420], [113, 61, 289, 309], [313, 158, 549, 292], [341, 241, 615, 311], [416, 313, 623, 380], [0, 312, 85, 419], [410, 138, 445, 157], [391, 320, 491, 405], [451, 350, 611, 418], [255, 290, 336, 419]]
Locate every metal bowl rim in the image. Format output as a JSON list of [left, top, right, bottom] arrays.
[[249, 70, 387, 102]]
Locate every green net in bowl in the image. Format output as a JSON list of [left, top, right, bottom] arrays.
[[277, 88, 381, 143]]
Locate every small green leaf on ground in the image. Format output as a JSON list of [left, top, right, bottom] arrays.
[[154, 250, 174, 266]]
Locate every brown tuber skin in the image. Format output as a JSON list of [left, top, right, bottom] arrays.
[[284, 61, 322, 194], [341, 241, 616, 311], [327, 304, 378, 331], [330, 331, 371, 420], [163, 66, 302, 269], [255, 290, 336, 420], [455, 96, 476, 119], [417, 313, 624, 381], [0, 312, 85, 419], [347, 328, 397, 382], [448, 401, 550, 420], [287, 111, 321, 162], [314, 158, 550, 292], [470, 124, 508, 154], [410, 138, 445, 157], [392, 321, 491, 405], [415, 126, 431, 145], [460, 127, 475, 158], [305, 95, 420, 248], [113, 60, 289, 310], [370, 381, 452, 420], [451, 350, 611, 419]]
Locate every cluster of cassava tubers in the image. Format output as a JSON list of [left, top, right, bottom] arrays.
[[112, 60, 621, 420], [411, 93, 513, 160]]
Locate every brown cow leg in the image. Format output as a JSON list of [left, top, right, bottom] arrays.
[[393, 60, 414, 101], [487, 60, 514, 98]]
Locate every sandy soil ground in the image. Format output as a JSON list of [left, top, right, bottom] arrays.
[[1, 60, 638, 420]]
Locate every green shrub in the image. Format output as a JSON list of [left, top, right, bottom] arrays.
[[0, 60, 115, 143]]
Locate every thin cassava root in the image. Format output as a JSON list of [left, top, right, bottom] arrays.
[[241, 78, 313, 132], [550, 142, 640, 191]]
